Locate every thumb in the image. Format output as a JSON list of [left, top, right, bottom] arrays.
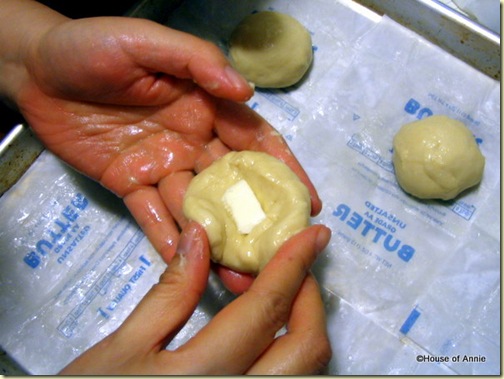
[[114, 221, 211, 353]]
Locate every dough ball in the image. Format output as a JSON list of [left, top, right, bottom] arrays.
[[183, 151, 311, 274], [393, 115, 485, 200], [229, 11, 313, 88]]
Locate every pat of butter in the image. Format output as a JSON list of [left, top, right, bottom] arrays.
[[222, 179, 267, 234]]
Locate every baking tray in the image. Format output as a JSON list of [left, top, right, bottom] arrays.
[[0, 0, 499, 374], [355, 0, 500, 81], [126, 0, 500, 79]]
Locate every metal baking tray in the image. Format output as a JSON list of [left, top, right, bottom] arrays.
[[0, 0, 499, 374], [127, 0, 500, 80], [355, 0, 500, 80]]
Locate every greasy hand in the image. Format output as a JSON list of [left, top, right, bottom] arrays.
[[59, 222, 332, 375], [15, 16, 322, 290]]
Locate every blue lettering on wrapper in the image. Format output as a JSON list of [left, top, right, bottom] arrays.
[[400, 307, 421, 335], [404, 98, 433, 119], [23, 251, 41, 268], [333, 203, 415, 262], [57, 227, 144, 338], [23, 193, 89, 269]]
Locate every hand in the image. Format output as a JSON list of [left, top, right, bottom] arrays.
[[58, 222, 332, 375], [8, 9, 322, 292]]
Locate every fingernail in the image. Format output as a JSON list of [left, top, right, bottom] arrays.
[[315, 226, 332, 253], [176, 222, 199, 257], [172, 224, 197, 269], [224, 65, 250, 90], [176, 222, 207, 270]]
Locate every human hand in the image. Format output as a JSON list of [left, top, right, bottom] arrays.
[[7, 8, 322, 292], [58, 221, 332, 375]]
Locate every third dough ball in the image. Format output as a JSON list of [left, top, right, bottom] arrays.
[[229, 11, 313, 88], [393, 115, 485, 200]]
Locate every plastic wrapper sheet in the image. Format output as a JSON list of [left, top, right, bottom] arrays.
[[0, 0, 500, 374]]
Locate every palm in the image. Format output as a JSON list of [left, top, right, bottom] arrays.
[[21, 81, 220, 196]]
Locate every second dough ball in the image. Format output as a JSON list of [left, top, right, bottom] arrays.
[[393, 115, 485, 200], [229, 11, 313, 88]]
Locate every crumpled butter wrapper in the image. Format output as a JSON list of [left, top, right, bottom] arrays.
[[0, 0, 499, 375], [165, 0, 500, 374]]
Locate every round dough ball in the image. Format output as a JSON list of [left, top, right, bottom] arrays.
[[183, 151, 311, 274], [393, 115, 485, 200], [229, 11, 313, 88]]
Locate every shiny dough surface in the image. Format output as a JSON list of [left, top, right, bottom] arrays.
[[229, 11, 313, 88], [183, 151, 311, 274], [393, 115, 485, 200]]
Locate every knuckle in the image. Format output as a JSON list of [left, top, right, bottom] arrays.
[[311, 334, 333, 372], [249, 288, 292, 332], [149, 273, 181, 302], [300, 331, 333, 373], [152, 262, 189, 299], [197, 38, 223, 58]]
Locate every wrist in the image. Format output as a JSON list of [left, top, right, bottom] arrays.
[[0, 0, 68, 107]]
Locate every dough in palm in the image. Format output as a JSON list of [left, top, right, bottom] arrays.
[[183, 151, 311, 274]]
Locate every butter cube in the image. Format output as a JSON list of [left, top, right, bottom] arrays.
[[221, 179, 267, 234]]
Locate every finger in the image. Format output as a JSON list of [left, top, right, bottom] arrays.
[[214, 100, 322, 215], [113, 222, 210, 354], [193, 138, 230, 173], [101, 129, 199, 197], [247, 274, 332, 375], [213, 263, 255, 295], [124, 186, 180, 262], [126, 19, 254, 102], [171, 224, 331, 374], [158, 170, 194, 228]]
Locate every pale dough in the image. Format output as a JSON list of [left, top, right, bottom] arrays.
[[393, 115, 485, 200], [183, 151, 311, 274], [228, 11, 313, 88]]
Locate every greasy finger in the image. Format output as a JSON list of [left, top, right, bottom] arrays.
[[113, 222, 210, 354], [247, 274, 332, 375], [100, 129, 198, 198], [214, 100, 322, 215], [171, 225, 331, 374], [158, 171, 194, 229], [124, 186, 180, 263], [213, 263, 255, 295], [193, 138, 230, 174]]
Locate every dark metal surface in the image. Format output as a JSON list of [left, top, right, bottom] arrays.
[[0, 125, 44, 197], [355, 0, 501, 80]]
